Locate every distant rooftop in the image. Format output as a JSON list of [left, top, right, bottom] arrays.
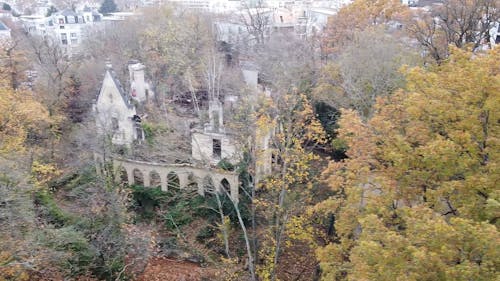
[[415, 0, 444, 7], [310, 7, 339, 15], [0, 20, 9, 30], [60, 9, 78, 17]]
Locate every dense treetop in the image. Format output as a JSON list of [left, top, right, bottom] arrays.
[[316, 47, 500, 280]]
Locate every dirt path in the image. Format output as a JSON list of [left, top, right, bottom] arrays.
[[137, 257, 217, 281]]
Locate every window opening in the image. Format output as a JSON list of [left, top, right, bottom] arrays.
[[213, 139, 221, 159]]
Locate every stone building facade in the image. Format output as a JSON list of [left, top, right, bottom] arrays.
[[93, 60, 154, 146], [191, 100, 239, 165]]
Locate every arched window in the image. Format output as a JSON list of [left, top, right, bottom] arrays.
[[220, 178, 231, 196], [167, 172, 180, 190], [150, 171, 161, 188], [202, 176, 215, 194], [118, 167, 128, 185], [132, 169, 144, 185], [187, 172, 199, 191]]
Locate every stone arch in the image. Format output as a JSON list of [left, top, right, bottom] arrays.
[[149, 170, 161, 188], [202, 175, 215, 194], [117, 167, 128, 185], [186, 172, 199, 191], [167, 171, 180, 190], [132, 168, 144, 185], [220, 178, 231, 195]]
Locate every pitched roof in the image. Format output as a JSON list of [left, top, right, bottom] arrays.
[[98, 67, 135, 109], [60, 9, 78, 17]]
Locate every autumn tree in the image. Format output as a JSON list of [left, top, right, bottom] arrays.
[[0, 76, 56, 279], [227, 91, 326, 281], [240, 0, 272, 46], [26, 35, 72, 114], [255, 31, 317, 94], [257, 92, 325, 281], [316, 47, 500, 280], [0, 39, 28, 90], [0, 80, 145, 278], [62, 74, 86, 124], [406, 0, 499, 63], [314, 27, 418, 119], [321, 0, 407, 58], [0, 21, 31, 90], [21, 31, 85, 163]]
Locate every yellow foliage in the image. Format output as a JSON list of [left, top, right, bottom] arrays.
[[31, 160, 61, 188], [0, 86, 49, 154], [317, 48, 500, 280], [322, 0, 408, 54], [0, 251, 31, 281]]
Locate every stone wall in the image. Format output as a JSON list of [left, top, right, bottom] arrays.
[[191, 131, 239, 165], [95, 156, 240, 202]]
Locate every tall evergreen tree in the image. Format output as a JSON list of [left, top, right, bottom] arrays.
[[99, 0, 117, 14], [46, 5, 57, 17]]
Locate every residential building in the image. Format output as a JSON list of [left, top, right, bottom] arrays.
[[20, 8, 102, 55]]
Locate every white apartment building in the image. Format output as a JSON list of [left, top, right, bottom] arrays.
[[21, 8, 102, 55]]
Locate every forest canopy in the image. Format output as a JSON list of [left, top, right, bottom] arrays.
[[316, 47, 500, 280]]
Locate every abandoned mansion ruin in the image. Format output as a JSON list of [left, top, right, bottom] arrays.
[[93, 60, 273, 200]]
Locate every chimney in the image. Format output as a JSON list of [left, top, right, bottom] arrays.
[[105, 58, 112, 69], [128, 61, 146, 102]]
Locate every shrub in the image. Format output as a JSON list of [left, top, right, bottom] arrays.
[[34, 190, 75, 227]]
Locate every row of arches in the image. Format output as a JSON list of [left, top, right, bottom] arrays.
[[118, 168, 232, 195]]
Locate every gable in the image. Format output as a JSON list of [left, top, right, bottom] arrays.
[[96, 70, 133, 111]]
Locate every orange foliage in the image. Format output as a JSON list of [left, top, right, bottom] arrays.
[[321, 0, 409, 56]]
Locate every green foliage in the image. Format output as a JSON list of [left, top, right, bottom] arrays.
[[164, 194, 206, 231], [129, 184, 169, 221], [32, 166, 130, 280], [196, 226, 215, 242], [47, 172, 78, 191], [217, 158, 235, 171], [208, 192, 251, 226], [314, 102, 347, 160], [141, 121, 168, 145], [127, 182, 249, 232], [99, 0, 117, 14], [330, 138, 347, 159], [128, 183, 230, 229], [2, 3, 11, 11], [314, 102, 340, 138], [142, 122, 154, 144], [46, 5, 57, 17], [164, 201, 195, 229], [41, 226, 95, 275], [63, 74, 86, 124], [47, 167, 96, 191], [34, 190, 76, 227]]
